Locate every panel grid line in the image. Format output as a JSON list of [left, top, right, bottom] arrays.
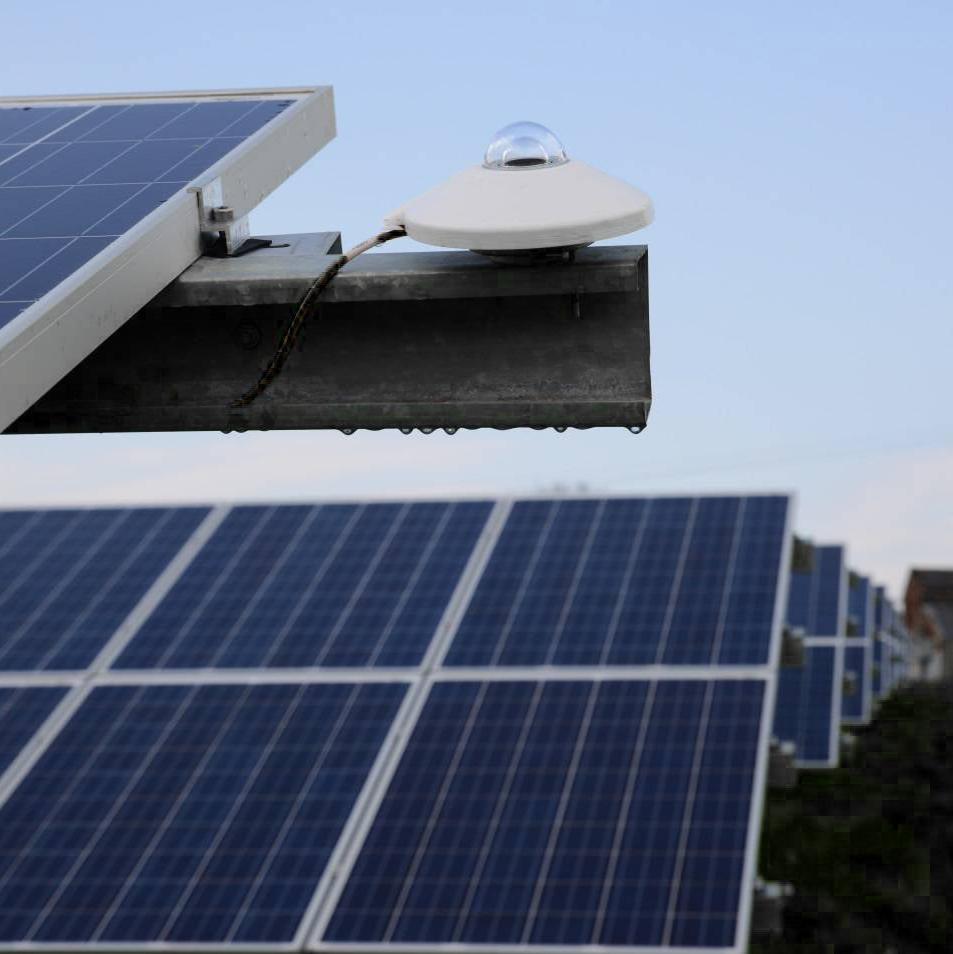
[[589, 681, 657, 942], [652, 499, 699, 665], [258, 506, 365, 668], [519, 681, 601, 942], [660, 681, 715, 946], [22, 686, 201, 940], [543, 501, 607, 666], [202, 508, 321, 669], [312, 505, 411, 669], [597, 499, 653, 665], [33, 509, 175, 671], [380, 683, 494, 942], [89, 682, 261, 940], [366, 504, 455, 667], [449, 682, 549, 943]]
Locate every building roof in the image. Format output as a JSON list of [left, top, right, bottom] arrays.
[[910, 568, 953, 603]]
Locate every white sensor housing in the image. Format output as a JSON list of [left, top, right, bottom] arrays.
[[385, 122, 654, 251]]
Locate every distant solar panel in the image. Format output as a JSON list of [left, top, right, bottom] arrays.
[[0, 507, 207, 670], [320, 678, 765, 950], [0, 687, 65, 775], [786, 544, 845, 637], [444, 495, 789, 667], [114, 501, 492, 670], [0, 88, 334, 431], [847, 573, 872, 639], [0, 681, 405, 944], [842, 572, 872, 724], [773, 644, 841, 766]]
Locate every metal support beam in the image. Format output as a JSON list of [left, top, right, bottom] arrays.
[[7, 234, 650, 435]]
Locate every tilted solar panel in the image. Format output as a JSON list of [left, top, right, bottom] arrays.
[[841, 571, 873, 724], [0, 98, 292, 327], [0, 495, 791, 954], [114, 501, 493, 670], [444, 495, 789, 667], [785, 544, 845, 638], [772, 644, 840, 767], [0, 507, 208, 670], [847, 572, 873, 639], [0, 88, 334, 431], [0, 687, 65, 775], [320, 678, 765, 951], [0, 681, 406, 944]]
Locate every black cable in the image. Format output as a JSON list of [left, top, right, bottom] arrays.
[[230, 227, 406, 408]]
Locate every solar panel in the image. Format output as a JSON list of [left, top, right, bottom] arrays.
[[114, 501, 493, 670], [0, 495, 791, 953], [772, 643, 841, 766], [0, 681, 406, 944], [785, 544, 845, 637], [0, 88, 334, 431], [842, 571, 872, 724], [0, 687, 66, 775], [0, 507, 208, 670], [320, 678, 765, 950], [444, 495, 790, 667]]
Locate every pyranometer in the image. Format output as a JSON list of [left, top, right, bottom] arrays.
[[385, 121, 654, 255]]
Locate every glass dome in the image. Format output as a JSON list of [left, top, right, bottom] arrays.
[[483, 121, 568, 170]]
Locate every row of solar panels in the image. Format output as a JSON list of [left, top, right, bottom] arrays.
[[772, 541, 911, 768], [0, 496, 908, 953]]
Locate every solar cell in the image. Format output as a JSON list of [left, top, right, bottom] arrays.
[[321, 678, 765, 950], [0, 507, 207, 671], [444, 495, 789, 667], [0, 98, 291, 328], [0, 687, 65, 775], [114, 501, 492, 670], [772, 644, 839, 766], [0, 680, 405, 944], [785, 544, 845, 637]]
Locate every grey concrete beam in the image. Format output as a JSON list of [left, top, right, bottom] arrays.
[[8, 236, 651, 435]]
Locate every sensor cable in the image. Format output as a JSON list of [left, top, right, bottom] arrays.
[[230, 226, 407, 408]]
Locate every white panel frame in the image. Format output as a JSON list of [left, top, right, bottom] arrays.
[[0, 86, 335, 431]]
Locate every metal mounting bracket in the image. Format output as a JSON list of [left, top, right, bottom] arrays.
[[192, 178, 254, 257]]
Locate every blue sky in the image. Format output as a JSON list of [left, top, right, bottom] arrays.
[[1, 0, 951, 597]]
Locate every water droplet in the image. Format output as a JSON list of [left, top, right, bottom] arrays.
[[554, 425, 567, 433], [340, 427, 355, 436], [443, 427, 458, 435], [628, 425, 643, 435], [399, 427, 413, 435]]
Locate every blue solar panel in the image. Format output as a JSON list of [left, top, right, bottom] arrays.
[[773, 644, 838, 764], [323, 678, 765, 949], [0, 98, 291, 326], [0, 680, 405, 944], [841, 644, 868, 722], [0, 687, 65, 774], [872, 636, 884, 697], [445, 495, 789, 667], [847, 573, 872, 639], [0, 507, 207, 670], [785, 544, 844, 637], [115, 501, 491, 670]]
